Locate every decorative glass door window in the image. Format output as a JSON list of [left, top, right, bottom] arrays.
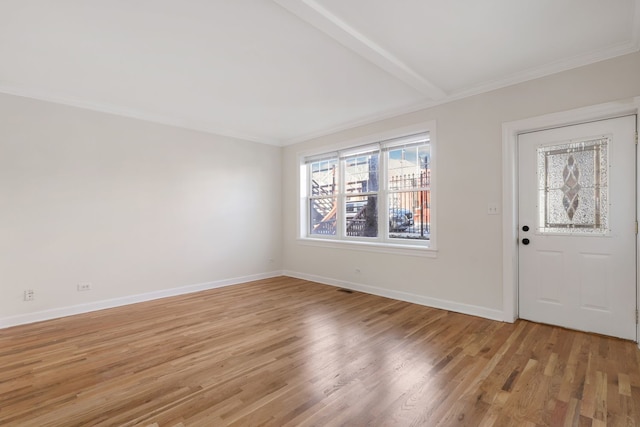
[[537, 137, 609, 235]]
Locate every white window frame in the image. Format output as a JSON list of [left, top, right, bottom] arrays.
[[297, 121, 437, 257]]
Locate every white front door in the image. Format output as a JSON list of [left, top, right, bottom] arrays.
[[518, 115, 637, 340]]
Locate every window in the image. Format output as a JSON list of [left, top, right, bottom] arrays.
[[301, 128, 434, 250], [537, 137, 609, 235]]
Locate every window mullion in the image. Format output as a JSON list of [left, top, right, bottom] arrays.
[[379, 149, 388, 242], [307, 166, 313, 236], [337, 158, 346, 238]]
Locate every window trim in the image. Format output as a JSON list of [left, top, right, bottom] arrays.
[[297, 121, 437, 255]]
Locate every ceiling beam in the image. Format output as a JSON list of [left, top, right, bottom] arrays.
[[272, 0, 447, 100]]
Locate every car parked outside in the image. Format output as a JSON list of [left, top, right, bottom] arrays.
[[389, 207, 413, 231], [346, 201, 414, 232]]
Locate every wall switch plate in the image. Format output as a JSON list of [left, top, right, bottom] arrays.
[[488, 203, 499, 215]]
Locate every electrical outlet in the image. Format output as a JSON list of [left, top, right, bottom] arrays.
[[24, 289, 34, 301], [77, 282, 92, 292]]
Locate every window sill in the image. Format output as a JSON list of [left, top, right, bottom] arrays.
[[297, 237, 437, 258]]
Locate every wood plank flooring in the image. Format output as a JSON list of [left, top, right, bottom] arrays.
[[1, 276, 639, 426]]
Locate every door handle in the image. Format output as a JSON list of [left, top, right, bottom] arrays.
[[522, 238, 530, 245]]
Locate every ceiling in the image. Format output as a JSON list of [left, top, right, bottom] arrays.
[[0, 1, 638, 146]]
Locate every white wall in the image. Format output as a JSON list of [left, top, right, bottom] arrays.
[[2, 53, 639, 328], [282, 52, 640, 319], [0, 94, 282, 325]]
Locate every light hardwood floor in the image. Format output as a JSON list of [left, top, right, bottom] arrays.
[[1, 277, 639, 426]]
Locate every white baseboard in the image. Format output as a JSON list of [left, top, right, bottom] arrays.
[[2, 270, 506, 329], [0, 271, 283, 329], [283, 270, 505, 322]]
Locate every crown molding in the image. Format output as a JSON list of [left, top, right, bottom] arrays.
[[446, 40, 640, 105], [281, 42, 640, 146], [280, 99, 437, 145], [2, 36, 638, 148], [0, 83, 281, 146]]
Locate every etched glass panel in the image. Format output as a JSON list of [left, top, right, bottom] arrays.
[[537, 137, 609, 235]]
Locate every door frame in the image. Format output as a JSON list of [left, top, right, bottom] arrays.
[[501, 97, 640, 344]]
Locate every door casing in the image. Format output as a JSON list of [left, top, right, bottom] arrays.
[[501, 97, 640, 344]]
